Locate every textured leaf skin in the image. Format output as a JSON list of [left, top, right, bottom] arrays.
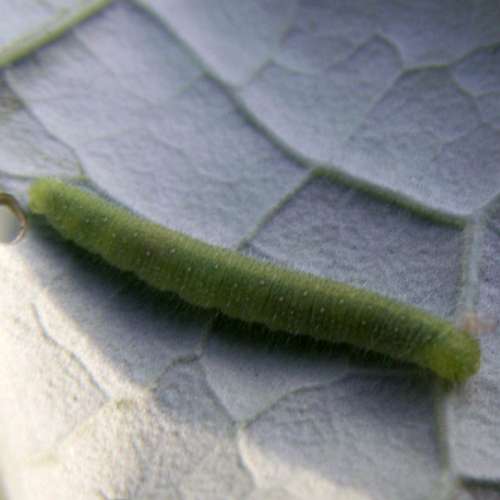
[[0, 0, 112, 68], [29, 177, 480, 382]]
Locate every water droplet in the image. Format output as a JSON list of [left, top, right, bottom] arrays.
[[0, 193, 27, 244]]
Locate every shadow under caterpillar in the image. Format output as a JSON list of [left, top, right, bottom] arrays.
[[29, 177, 481, 382]]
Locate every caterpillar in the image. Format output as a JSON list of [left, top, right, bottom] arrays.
[[29, 177, 481, 382]]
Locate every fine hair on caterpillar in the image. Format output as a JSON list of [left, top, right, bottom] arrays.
[[28, 177, 481, 382]]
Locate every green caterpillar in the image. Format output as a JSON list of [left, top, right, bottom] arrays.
[[29, 177, 480, 382]]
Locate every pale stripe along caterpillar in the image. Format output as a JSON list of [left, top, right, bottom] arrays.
[[29, 178, 480, 382]]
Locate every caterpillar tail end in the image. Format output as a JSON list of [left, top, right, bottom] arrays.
[[425, 329, 481, 383]]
